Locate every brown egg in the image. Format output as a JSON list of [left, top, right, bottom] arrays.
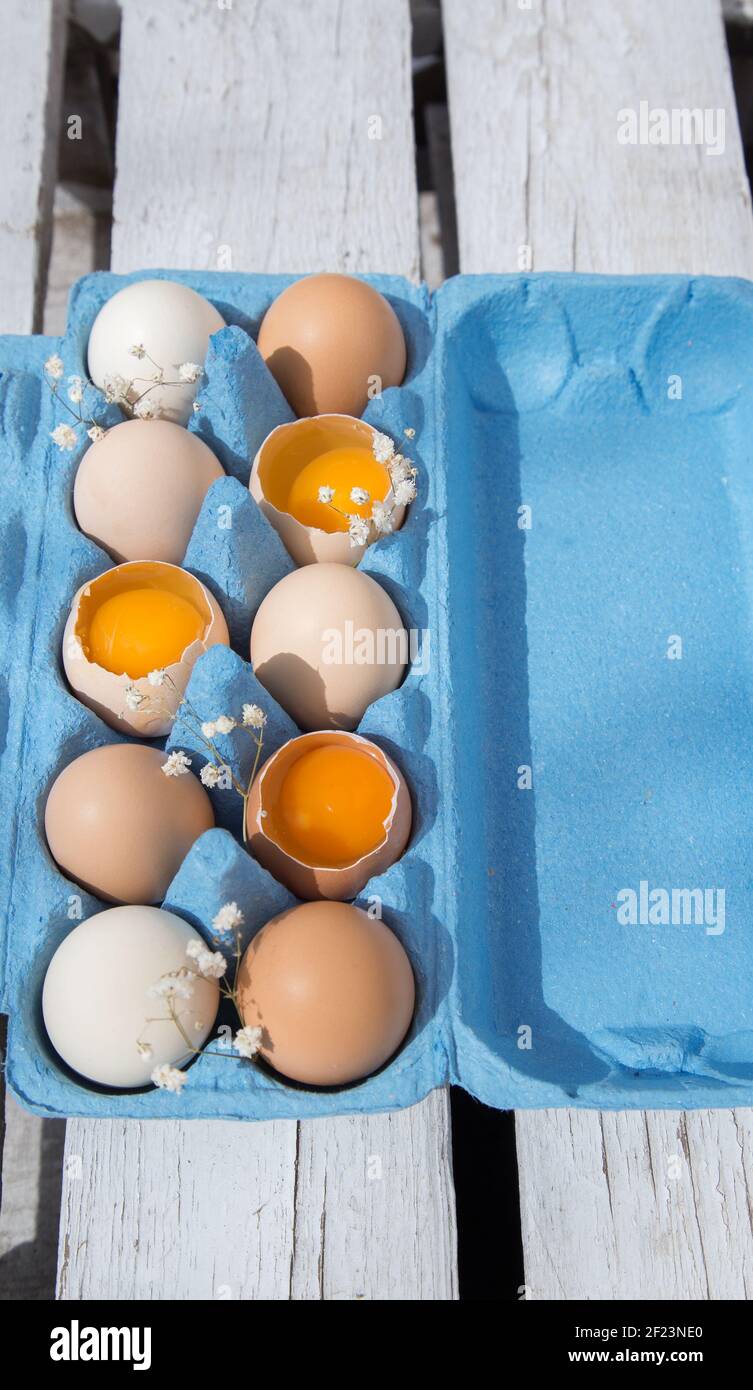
[[74, 418, 225, 564], [237, 901, 415, 1085], [250, 563, 407, 731], [245, 730, 412, 900], [257, 273, 407, 418], [45, 743, 214, 904]]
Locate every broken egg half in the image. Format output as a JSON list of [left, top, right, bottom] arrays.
[[250, 415, 406, 567], [245, 730, 412, 901], [62, 560, 229, 737]]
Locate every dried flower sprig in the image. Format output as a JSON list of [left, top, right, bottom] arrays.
[[43, 346, 206, 453], [141, 900, 264, 1092], [316, 428, 419, 548]]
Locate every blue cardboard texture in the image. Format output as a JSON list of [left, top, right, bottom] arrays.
[[2, 269, 753, 1118]]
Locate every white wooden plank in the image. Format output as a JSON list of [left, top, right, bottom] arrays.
[[0, 0, 67, 333], [58, 0, 457, 1302], [443, 0, 753, 1299]]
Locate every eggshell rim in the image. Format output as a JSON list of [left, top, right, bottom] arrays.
[[250, 414, 407, 565], [245, 730, 412, 900]]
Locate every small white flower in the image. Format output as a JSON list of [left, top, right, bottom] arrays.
[[67, 375, 85, 404], [133, 395, 159, 419], [371, 500, 394, 534], [200, 763, 221, 788], [347, 515, 371, 548], [129, 343, 146, 359], [201, 721, 216, 739], [212, 902, 244, 938], [148, 668, 165, 686], [393, 478, 417, 507], [372, 431, 395, 464], [350, 486, 370, 506], [50, 423, 78, 451], [149, 972, 194, 1001], [389, 454, 414, 485], [87, 424, 106, 442], [234, 1025, 263, 1060], [179, 362, 203, 383], [242, 703, 267, 728], [318, 485, 335, 504], [186, 940, 228, 979], [151, 1063, 187, 1093], [136, 1040, 153, 1059], [103, 374, 128, 404], [124, 685, 144, 711], [45, 354, 64, 380], [404, 427, 416, 440], [214, 715, 236, 735], [162, 750, 192, 777]]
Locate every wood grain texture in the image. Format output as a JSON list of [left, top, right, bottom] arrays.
[[444, 0, 753, 1300], [0, 0, 66, 333], [58, 0, 457, 1302]]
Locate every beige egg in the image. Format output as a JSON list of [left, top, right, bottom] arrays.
[[45, 743, 214, 905], [250, 563, 407, 731], [237, 901, 415, 1086], [257, 273, 407, 418], [87, 278, 225, 425], [74, 418, 225, 564], [42, 906, 220, 1088], [250, 415, 406, 567], [245, 730, 412, 900], [63, 561, 229, 737]]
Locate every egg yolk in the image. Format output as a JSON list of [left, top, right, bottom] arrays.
[[86, 588, 205, 677], [285, 447, 390, 533], [268, 744, 395, 867]]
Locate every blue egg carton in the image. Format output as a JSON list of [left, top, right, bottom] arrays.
[[2, 269, 753, 1119]]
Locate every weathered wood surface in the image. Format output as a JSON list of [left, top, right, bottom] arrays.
[[57, 0, 457, 1301], [443, 0, 753, 1299], [0, 0, 67, 333]]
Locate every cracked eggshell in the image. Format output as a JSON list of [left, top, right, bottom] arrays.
[[250, 563, 408, 732], [250, 414, 405, 567], [62, 561, 230, 737], [87, 278, 226, 425], [42, 906, 220, 1089], [244, 730, 412, 901]]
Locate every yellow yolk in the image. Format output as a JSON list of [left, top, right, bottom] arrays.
[[285, 447, 390, 533], [86, 588, 205, 677], [268, 744, 395, 867]]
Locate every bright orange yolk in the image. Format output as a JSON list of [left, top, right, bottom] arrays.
[[86, 588, 205, 678], [268, 744, 395, 868], [285, 447, 390, 533]]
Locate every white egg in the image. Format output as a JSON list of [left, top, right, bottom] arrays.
[[42, 906, 220, 1088], [87, 279, 226, 425]]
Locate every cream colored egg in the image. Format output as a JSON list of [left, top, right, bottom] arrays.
[[87, 279, 225, 425], [250, 563, 407, 731], [42, 906, 220, 1088], [74, 419, 225, 564], [63, 561, 229, 737]]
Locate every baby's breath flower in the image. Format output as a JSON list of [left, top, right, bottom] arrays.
[[151, 1063, 187, 1093], [347, 515, 371, 548], [214, 715, 236, 735], [124, 685, 144, 711], [67, 375, 85, 404], [201, 721, 216, 739], [371, 500, 394, 534], [350, 486, 370, 506], [212, 902, 244, 938], [162, 750, 192, 777], [234, 1025, 263, 1059], [136, 1040, 153, 1059], [186, 940, 227, 979], [178, 362, 203, 383], [200, 763, 221, 788], [103, 374, 128, 404], [242, 703, 266, 728], [50, 423, 78, 451], [44, 354, 64, 380], [133, 395, 159, 419], [372, 431, 395, 464], [148, 668, 166, 686], [404, 427, 416, 440], [318, 485, 335, 504], [87, 424, 106, 442], [149, 972, 194, 1001], [394, 477, 417, 507], [129, 343, 146, 359]]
